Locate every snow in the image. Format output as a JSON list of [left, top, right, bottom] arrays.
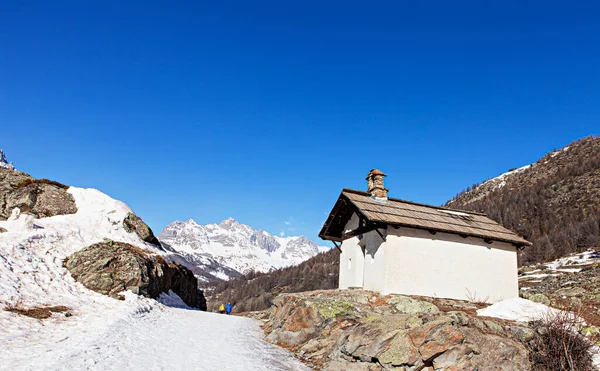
[[518, 273, 560, 279], [1, 293, 308, 371], [0, 187, 158, 308], [438, 210, 471, 217], [550, 146, 570, 158], [482, 164, 532, 190], [159, 218, 329, 276], [477, 297, 564, 322], [0, 187, 308, 371], [545, 248, 599, 270]]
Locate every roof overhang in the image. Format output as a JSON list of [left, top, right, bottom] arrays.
[[319, 189, 532, 249]]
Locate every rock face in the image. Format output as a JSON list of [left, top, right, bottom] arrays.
[[65, 241, 202, 309], [263, 290, 531, 370], [123, 212, 162, 248], [0, 168, 77, 220]]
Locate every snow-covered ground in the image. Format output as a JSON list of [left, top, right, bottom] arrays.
[[1, 292, 308, 371], [477, 297, 565, 322], [519, 248, 600, 283], [0, 187, 309, 371]]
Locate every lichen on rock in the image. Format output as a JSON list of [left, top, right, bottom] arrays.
[[385, 295, 439, 314], [313, 300, 355, 319]]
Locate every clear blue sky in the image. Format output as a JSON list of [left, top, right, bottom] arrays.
[[1, 1, 599, 244]]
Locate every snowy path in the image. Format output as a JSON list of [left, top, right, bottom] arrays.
[[1, 299, 310, 371]]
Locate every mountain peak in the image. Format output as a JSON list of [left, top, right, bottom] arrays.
[[219, 217, 239, 229], [158, 217, 329, 277], [0, 149, 15, 170]]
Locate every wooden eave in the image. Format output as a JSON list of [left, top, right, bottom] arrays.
[[319, 189, 532, 248]]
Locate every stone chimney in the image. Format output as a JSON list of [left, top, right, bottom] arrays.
[[366, 169, 388, 200]]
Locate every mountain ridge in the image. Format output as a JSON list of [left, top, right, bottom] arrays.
[[158, 217, 330, 285]]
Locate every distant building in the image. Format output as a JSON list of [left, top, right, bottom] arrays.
[[319, 169, 531, 303], [0, 149, 15, 170]]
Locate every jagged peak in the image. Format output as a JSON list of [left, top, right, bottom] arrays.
[[0, 149, 15, 170], [219, 217, 245, 230]]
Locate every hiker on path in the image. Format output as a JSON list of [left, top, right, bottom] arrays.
[[225, 303, 232, 315], [218, 303, 225, 314]]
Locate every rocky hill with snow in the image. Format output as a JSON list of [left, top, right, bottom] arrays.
[[159, 218, 329, 284], [446, 135, 600, 265], [0, 166, 201, 310]]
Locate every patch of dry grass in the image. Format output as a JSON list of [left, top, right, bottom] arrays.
[[4, 304, 71, 319], [529, 308, 598, 371], [16, 178, 69, 190]]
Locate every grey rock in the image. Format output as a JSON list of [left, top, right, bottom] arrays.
[[484, 320, 505, 333], [386, 295, 439, 314], [527, 294, 550, 306], [0, 169, 77, 220], [509, 326, 535, 342], [65, 241, 201, 308], [123, 212, 162, 248], [432, 344, 475, 369], [324, 360, 379, 371]]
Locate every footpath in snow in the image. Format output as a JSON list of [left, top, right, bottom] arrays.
[[1, 293, 309, 371]]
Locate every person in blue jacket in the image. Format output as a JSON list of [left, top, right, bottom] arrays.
[[225, 302, 232, 315]]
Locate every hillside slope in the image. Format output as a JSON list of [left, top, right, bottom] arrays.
[[447, 136, 600, 265], [208, 248, 339, 312]]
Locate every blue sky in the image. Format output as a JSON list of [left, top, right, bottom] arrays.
[[1, 1, 599, 244]]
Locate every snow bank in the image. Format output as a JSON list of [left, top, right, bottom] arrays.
[[0, 187, 163, 308], [477, 297, 564, 322]]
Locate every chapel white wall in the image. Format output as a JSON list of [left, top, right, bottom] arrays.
[[361, 230, 386, 292], [338, 213, 365, 289], [383, 227, 519, 303]]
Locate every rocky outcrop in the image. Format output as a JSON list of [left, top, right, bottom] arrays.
[[263, 290, 531, 370], [123, 212, 162, 248], [0, 168, 77, 220], [65, 240, 202, 309]]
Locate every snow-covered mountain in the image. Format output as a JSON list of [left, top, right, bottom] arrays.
[[159, 218, 330, 279], [0, 149, 15, 170]]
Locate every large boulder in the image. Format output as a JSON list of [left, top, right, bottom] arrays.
[[263, 290, 531, 370], [65, 240, 201, 308], [123, 212, 162, 248], [0, 168, 77, 220], [3, 182, 77, 219]]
